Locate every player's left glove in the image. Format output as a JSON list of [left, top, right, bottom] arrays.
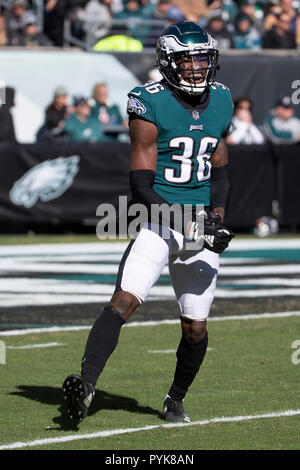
[[185, 210, 235, 253]]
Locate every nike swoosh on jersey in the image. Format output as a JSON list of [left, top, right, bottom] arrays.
[[130, 91, 141, 96]]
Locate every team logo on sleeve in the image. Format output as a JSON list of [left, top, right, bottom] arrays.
[[127, 96, 146, 115]]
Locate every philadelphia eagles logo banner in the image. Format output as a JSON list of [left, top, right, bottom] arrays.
[[0, 141, 131, 224], [10, 156, 80, 209]]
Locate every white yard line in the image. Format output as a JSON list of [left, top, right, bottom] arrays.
[[0, 238, 299, 256], [148, 348, 213, 354], [147, 349, 177, 354], [0, 409, 299, 450], [6, 342, 65, 350], [1, 310, 300, 337], [2, 277, 300, 293], [0, 254, 263, 265], [1, 261, 300, 276], [218, 278, 300, 286], [0, 280, 300, 308]]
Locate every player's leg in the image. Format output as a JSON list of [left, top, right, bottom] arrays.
[[62, 290, 139, 422], [63, 226, 170, 422], [164, 247, 219, 422]]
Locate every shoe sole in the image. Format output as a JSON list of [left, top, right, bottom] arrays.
[[62, 374, 89, 422]]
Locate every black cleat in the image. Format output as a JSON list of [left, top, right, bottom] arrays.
[[163, 395, 191, 423], [62, 374, 95, 422]]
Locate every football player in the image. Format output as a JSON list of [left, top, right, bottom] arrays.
[[63, 21, 234, 423]]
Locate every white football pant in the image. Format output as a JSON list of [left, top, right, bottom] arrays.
[[116, 224, 219, 321]]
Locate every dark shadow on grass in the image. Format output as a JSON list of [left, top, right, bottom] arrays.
[[10, 385, 164, 431]]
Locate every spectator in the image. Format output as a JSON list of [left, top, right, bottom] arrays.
[[204, 0, 237, 27], [233, 13, 262, 49], [90, 82, 124, 126], [20, 15, 54, 46], [113, 0, 142, 19], [0, 87, 16, 142], [38, 86, 70, 140], [166, 6, 185, 25], [280, 0, 300, 42], [262, 12, 296, 49], [140, 0, 156, 19], [113, 0, 144, 41], [5, 0, 35, 45], [144, 0, 171, 47], [43, 0, 66, 46], [222, 0, 238, 22], [227, 96, 265, 144], [77, 0, 112, 41], [264, 0, 299, 33], [237, 0, 264, 31], [64, 95, 106, 142], [206, 11, 235, 49], [263, 95, 300, 144], [110, 0, 124, 15], [263, 2, 282, 32], [44, 0, 89, 46], [0, 14, 8, 46]]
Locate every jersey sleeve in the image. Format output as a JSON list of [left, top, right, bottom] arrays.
[[127, 86, 157, 126], [222, 87, 234, 134], [211, 82, 234, 136]]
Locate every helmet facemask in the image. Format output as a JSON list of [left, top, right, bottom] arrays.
[[156, 23, 219, 96], [171, 50, 218, 95]]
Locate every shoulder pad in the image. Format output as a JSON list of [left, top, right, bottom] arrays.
[[128, 81, 166, 98], [209, 81, 231, 93]]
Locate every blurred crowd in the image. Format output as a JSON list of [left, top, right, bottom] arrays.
[[42, 84, 299, 144], [2, 79, 300, 145], [227, 94, 300, 144], [0, 0, 300, 145], [0, 0, 299, 50], [36, 81, 127, 143]]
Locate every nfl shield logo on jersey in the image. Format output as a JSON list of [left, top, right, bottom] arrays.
[[192, 110, 200, 120]]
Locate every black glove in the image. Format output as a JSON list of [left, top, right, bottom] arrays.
[[185, 210, 235, 253]]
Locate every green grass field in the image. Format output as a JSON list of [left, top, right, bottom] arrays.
[[1, 315, 299, 450]]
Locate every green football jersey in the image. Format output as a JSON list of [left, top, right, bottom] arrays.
[[127, 80, 233, 207]]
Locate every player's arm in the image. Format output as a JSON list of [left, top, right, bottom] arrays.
[[210, 137, 230, 224], [129, 117, 164, 207], [130, 117, 158, 171], [129, 118, 184, 230]]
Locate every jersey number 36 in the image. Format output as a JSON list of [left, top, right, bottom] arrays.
[[164, 136, 218, 184]]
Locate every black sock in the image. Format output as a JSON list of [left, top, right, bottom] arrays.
[[81, 305, 125, 387], [168, 331, 208, 402]]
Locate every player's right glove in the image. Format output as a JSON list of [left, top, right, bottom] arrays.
[[185, 210, 235, 253]]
